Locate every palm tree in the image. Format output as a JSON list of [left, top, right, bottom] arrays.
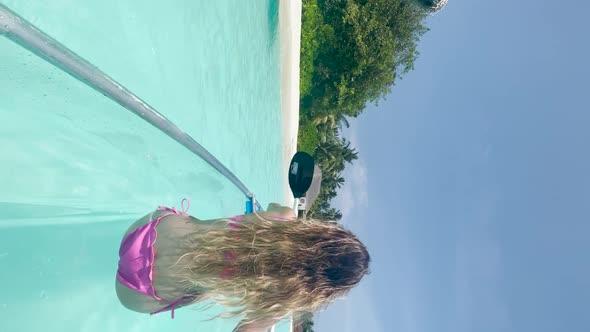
[[339, 137, 359, 164], [326, 189, 338, 200], [316, 207, 343, 221], [300, 313, 315, 332], [316, 123, 339, 144], [315, 138, 358, 174], [311, 111, 350, 129], [323, 175, 345, 189]]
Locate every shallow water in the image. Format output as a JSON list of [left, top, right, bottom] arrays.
[[0, 1, 288, 331]]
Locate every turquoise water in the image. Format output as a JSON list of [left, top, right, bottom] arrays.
[[0, 1, 289, 331]]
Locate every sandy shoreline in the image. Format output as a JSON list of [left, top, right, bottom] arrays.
[[278, 0, 302, 206]]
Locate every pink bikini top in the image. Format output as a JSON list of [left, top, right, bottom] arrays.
[[117, 199, 194, 318], [117, 199, 291, 319]]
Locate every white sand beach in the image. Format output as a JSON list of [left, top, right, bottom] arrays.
[[279, 0, 302, 206]]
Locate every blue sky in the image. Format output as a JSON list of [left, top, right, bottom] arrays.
[[314, 0, 590, 331]]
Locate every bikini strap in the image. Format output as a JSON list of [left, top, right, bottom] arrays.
[[149, 296, 192, 319], [157, 198, 191, 216], [143, 198, 192, 319]]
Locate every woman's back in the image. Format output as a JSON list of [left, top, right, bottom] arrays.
[[115, 200, 370, 331]]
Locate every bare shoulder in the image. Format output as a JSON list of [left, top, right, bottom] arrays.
[[115, 278, 165, 314], [264, 203, 296, 219], [122, 209, 167, 238]]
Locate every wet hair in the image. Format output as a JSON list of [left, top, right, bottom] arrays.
[[178, 213, 370, 324]]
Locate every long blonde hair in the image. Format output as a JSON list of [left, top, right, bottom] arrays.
[[179, 213, 370, 324]]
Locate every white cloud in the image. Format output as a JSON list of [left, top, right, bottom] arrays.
[[333, 126, 369, 217], [336, 183, 356, 216]]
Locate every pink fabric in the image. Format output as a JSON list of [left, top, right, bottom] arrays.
[[117, 218, 164, 300], [116, 199, 190, 318], [117, 203, 291, 316]]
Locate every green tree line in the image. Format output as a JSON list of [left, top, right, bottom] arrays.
[[298, 0, 430, 226]]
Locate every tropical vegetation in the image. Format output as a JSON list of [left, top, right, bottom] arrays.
[[298, 0, 431, 220], [296, 0, 445, 329]]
